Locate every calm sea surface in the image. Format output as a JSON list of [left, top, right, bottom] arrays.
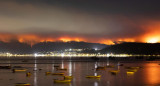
[[0, 57, 160, 86]]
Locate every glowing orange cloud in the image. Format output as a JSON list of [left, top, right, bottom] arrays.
[[59, 37, 85, 42], [99, 40, 115, 45], [15, 35, 138, 45], [138, 22, 160, 43], [146, 35, 160, 43], [1, 24, 160, 46], [0, 34, 152, 45], [0, 34, 15, 42], [15, 34, 87, 45]]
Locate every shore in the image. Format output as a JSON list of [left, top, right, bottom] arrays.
[[0, 56, 160, 61]]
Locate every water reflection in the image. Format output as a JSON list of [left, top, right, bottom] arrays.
[[52, 64, 54, 72], [69, 61, 72, 76], [34, 56, 37, 86], [2, 58, 160, 86], [107, 81, 110, 86], [145, 63, 160, 85], [107, 57, 109, 66], [62, 60, 64, 69], [94, 81, 98, 86], [94, 62, 97, 76], [117, 62, 120, 70], [95, 62, 98, 69]]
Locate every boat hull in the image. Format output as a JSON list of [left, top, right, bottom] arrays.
[[54, 80, 71, 83], [86, 75, 101, 78], [15, 83, 30, 86], [52, 73, 64, 75]]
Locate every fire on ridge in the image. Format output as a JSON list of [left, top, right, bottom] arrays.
[[0, 33, 159, 45]]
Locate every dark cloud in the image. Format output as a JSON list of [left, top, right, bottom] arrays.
[[0, 0, 160, 43]]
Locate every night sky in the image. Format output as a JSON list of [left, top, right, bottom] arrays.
[[0, 0, 160, 45]]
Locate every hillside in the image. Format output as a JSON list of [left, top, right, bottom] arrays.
[[101, 42, 160, 55], [0, 41, 107, 54]]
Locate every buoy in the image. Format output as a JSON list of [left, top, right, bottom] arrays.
[[26, 72, 31, 77]]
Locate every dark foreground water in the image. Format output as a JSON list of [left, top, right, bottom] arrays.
[[0, 57, 160, 86]]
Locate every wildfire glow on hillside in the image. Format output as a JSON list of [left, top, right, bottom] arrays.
[[0, 32, 160, 45]]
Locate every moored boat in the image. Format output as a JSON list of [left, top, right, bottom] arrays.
[[22, 60, 28, 62], [26, 72, 31, 77], [12, 69, 27, 73], [86, 75, 101, 78], [118, 64, 124, 66], [15, 83, 31, 86], [45, 72, 52, 75], [126, 71, 135, 75], [57, 68, 67, 71], [54, 79, 71, 83], [127, 69, 138, 72], [0, 66, 11, 69], [91, 56, 99, 60], [52, 73, 64, 75], [54, 65, 60, 68], [125, 67, 141, 69], [13, 66, 23, 68], [109, 70, 119, 75], [96, 66, 106, 70], [64, 76, 73, 79], [106, 65, 115, 68]]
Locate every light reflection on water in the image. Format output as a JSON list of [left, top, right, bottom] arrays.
[[0, 59, 160, 86], [94, 62, 97, 76], [69, 61, 72, 76], [34, 56, 37, 86], [145, 63, 160, 85], [94, 81, 98, 86]]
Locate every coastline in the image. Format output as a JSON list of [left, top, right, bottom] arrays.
[[0, 56, 160, 61]]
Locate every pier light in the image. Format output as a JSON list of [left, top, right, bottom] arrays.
[[61, 53, 64, 57], [34, 53, 38, 57]]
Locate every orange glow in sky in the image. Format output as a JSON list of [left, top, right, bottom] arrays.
[[146, 37, 159, 43], [140, 25, 160, 43], [0, 30, 160, 45], [99, 40, 115, 45], [16, 35, 87, 45]]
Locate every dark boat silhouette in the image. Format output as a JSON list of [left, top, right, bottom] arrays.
[[91, 56, 99, 60]]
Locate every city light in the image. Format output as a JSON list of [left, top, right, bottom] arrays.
[[147, 38, 159, 43], [34, 53, 38, 57], [0, 52, 159, 57], [95, 48, 98, 51]]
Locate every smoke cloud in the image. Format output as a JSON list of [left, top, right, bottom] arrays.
[[0, 0, 160, 44]]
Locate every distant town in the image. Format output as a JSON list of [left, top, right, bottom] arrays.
[[0, 41, 160, 57]]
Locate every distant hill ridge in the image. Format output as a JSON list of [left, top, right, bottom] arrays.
[[0, 41, 107, 54], [101, 42, 160, 55]]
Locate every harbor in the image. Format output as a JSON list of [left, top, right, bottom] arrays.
[[0, 57, 160, 86]]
